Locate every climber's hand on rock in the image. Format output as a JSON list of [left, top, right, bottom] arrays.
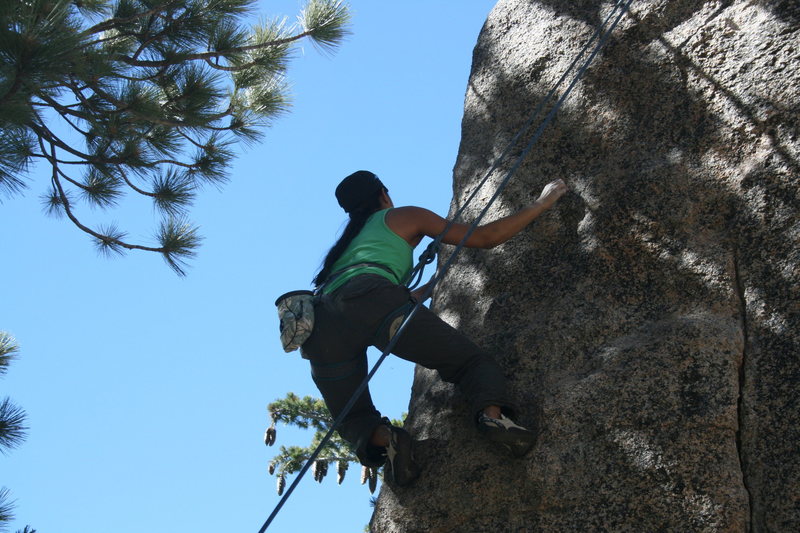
[[536, 179, 568, 209]]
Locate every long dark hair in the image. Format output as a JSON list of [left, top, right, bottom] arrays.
[[313, 189, 385, 288]]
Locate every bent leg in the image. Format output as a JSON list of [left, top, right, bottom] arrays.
[[309, 352, 388, 467], [301, 286, 387, 467], [374, 303, 518, 420]]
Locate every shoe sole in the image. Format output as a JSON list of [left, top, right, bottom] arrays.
[[479, 426, 537, 458]]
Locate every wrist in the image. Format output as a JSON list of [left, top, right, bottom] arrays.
[[532, 198, 552, 210]]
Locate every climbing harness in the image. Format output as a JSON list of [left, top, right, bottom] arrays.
[[260, 1, 633, 530]]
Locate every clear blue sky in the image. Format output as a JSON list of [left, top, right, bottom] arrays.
[[1, 2, 496, 532]]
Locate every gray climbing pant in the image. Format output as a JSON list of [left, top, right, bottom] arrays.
[[301, 274, 517, 467]]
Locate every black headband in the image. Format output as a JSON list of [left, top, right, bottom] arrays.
[[335, 170, 386, 213]]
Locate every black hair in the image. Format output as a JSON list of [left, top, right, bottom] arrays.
[[313, 187, 386, 288]]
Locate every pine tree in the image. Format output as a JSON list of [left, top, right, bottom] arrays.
[[0, 333, 32, 533], [0, 0, 350, 274], [264, 392, 402, 495]]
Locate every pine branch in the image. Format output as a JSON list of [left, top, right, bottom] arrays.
[[300, 0, 352, 54], [113, 30, 312, 68], [2, 0, 351, 273], [81, 2, 176, 37], [57, 168, 89, 189], [151, 169, 195, 215], [268, 392, 333, 431], [34, 91, 93, 123], [32, 123, 124, 166], [0, 73, 25, 107], [0, 334, 19, 377], [0, 129, 35, 196], [85, 81, 229, 128], [0, 487, 15, 527], [28, 153, 89, 166], [48, 144, 200, 272], [50, 169, 159, 252], [81, 169, 125, 208], [120, 172, 155, 197], [0, 398, 27, 454], [156, 216, 202, 275], [264, 391, 377, 494], [146, 158, 202, 169], [203, 57, 254, 73]]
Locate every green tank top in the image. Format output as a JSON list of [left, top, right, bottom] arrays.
[[322, 208, 413, 294]]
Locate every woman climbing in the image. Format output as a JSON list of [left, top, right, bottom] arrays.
[[301, 170, 568, 487]]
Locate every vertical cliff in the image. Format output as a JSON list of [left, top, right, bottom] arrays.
[[371, 1, 799, 531]]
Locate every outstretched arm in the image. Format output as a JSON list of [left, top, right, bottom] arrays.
[[387, 179, 568, 249]]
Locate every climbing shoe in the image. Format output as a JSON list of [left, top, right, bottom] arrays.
[[477, 413, 537, 458], [384, 426, 421, 487]]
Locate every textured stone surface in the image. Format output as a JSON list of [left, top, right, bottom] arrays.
[[371, 1, 798, 531]]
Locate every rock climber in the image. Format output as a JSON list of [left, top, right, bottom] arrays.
[[301, 170, 568, 486]]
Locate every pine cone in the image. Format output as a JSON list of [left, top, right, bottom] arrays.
[[268, 462, 276, 476], [312, 460, 322, 483], [276, 473, 286, 496], [313, 460, 328, 483], [337, 461, 348, 484], [360, 465, 369, 485], [264, 426, 276, 446]]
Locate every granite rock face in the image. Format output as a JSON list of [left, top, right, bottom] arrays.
[[371, 1, 798, 531]]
